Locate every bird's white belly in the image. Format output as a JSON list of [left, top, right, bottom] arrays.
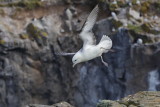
[[82, 46, 101, 61]]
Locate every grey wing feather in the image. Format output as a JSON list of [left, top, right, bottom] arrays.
[[54, 52, 76, 56], [80, 5, 99, 46]]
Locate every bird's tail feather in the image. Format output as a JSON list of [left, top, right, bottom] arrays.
[[100, 35, 112, 42]]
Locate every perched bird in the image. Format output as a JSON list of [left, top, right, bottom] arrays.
[[63, 6, 77, 32], [111, 12, 118, 21], [72, 5, 112, 67], [56, 5, 112, 67], [137, 38, 143, 45]]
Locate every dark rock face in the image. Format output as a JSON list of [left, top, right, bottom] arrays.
[[0, 2, 159, 107]]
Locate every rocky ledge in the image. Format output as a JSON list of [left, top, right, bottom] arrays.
[[26, 91, 160, 107], [27, 102, 74, 107], [97, 91, 160, 107]]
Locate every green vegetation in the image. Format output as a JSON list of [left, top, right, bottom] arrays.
[[109, 3, 118, 11], [16, 0, 42, 10], [0, 0, 43, 10], [140, 1, 150, 14], [112, 19, 123, 29], [141, 23, 160, 35], [0, 39, 5, 45], [108, 0, 128, 11], [127, 24, 143, 33], [26, 23, 48, 40], [41, 31, 48, 37], [132, 0, 137, 5], [128, 25, 155, 44], [127, 23, 160, 35], [117, 1, 126, 7], [27, 23, 41, 39], [20, 33, 29, 39]]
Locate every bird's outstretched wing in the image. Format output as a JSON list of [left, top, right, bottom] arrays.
[[79, 5, 99, 47], [54, 52, 76, 56]]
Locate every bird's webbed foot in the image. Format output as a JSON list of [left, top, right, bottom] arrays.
[[100, 56, 108, 67]]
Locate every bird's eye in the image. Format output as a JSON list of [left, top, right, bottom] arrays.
[[74, 59, 77, 62]]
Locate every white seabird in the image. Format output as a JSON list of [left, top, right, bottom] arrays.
[[72, 5, 112, 67], [137, 38, 143, 45], [111, 12, 118, 21]]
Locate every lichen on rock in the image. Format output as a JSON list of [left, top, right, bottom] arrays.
[[27, 23, 48, 37], [109, 3, 118, 11], [111, 19, 123, 29], [127, 24, 143, 34], [26, 23, 48, 46], [140, 1, 150, 14], [19, 33, 29, 39], [0, 39, 5, 45], [0, 0, 43, 10], [127, 23, 160, 36]]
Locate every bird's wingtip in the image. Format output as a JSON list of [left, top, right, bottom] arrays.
[[96, 4, 99, 10], [100, 35, 112, 42]]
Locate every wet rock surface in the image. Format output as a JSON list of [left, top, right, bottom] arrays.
[[0, 0, 159, 107]]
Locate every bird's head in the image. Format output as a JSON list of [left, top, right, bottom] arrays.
[[72, 52, 83, 67]]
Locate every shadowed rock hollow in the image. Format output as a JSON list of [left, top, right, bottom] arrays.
[[0, 0, 159, 107]]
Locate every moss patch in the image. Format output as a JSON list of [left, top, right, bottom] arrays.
[[127, 24, 143, 33], [127, 22, 160, 35], [140, 1, 150, 14], [111, 19, 123, 29], [117, 1, 127, 7], [0, 39, 5, 45], [26, 23, 48, 39], [41, 31, 48, 37], [132, 0, 137, 5], [141, 23, 160, 35], [20, 33, 29, 39], [27, 23, 41, 39], [16, 0, 42, 10], [109, 3, 118, 11], [128, 30, 154, 44], [0, 0, 43, 10]]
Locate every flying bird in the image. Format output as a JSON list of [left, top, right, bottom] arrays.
[[57, 5, 113, 67]]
